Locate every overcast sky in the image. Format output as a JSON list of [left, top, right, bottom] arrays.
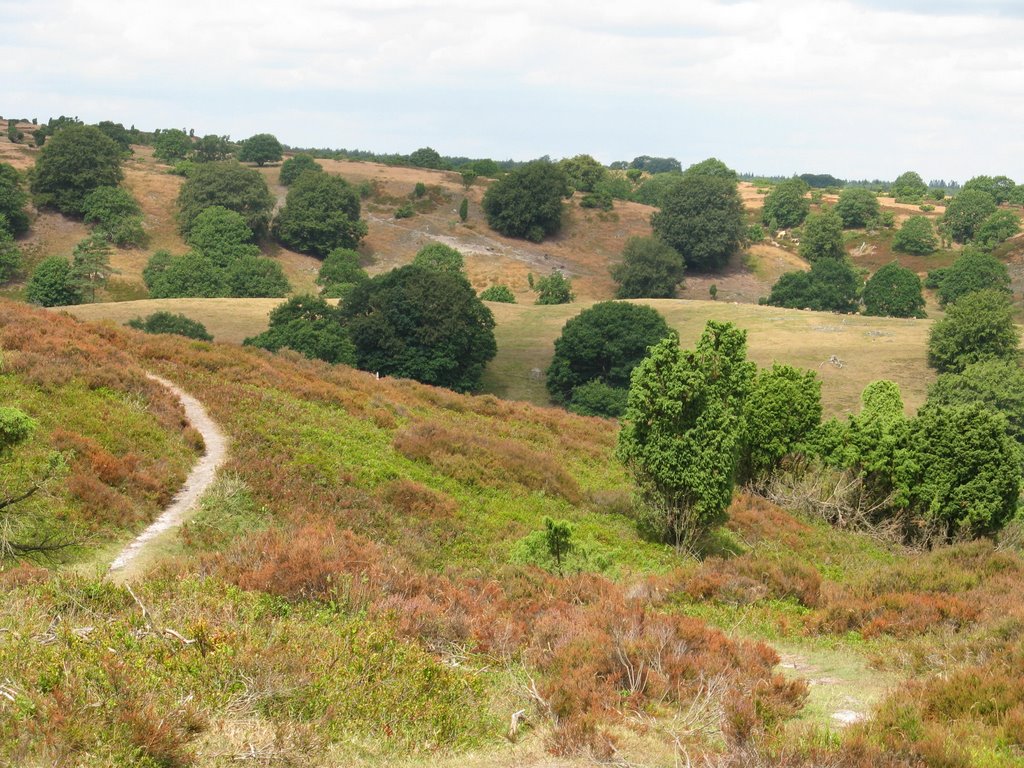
[[4, 0, 1023, 181]]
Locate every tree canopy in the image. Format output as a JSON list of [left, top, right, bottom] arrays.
[[128, 311, 213, 341], [962, 175, 1016, 205], [238, 133, 284, 166], [558, 155, 606, 193], [25, 256, 82, 306], [650, 173, 744, 271], [533, 272, 574, 305], [411, 242, 464, 274], [835, 187, 880, 229], [743, 364, 822, 481], [975, 209, 1021, 252], [610, 236, 686, 299], [244, 294, 355, 365], [766, 258, 861, 313], [176, 160, 275, 238], [341, 265, 497, 392], [929, 359, 1024, 446], [153, 129, 192, 163], [30, 124, 124, 216], [862, 262, 926, 318], [316, 248, 368, 299], [893, 215, 937, 255], [936, 249, 1011, 307], [186, 206, 260, 266], [273, 172, 367, 257], [481, 160, 571, 242], [761, 178, 810, 230], [943, 189, 998, 243], [546, 301, 672, 416], [799, 208, 845, 262], [0, 163, 30, 236], [279, 153, 323, 186], [928, 289, 1020, 373], [891, 171, 927, 202]]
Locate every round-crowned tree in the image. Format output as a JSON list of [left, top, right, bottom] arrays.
[[411, 242, 464, 274], [799, 208, 845, 262], [761, 178, 810, 230], [893, 215, 938, 255], [238, 133, 283, 166], [273, 172, 367, 257], [153, 129, 192, 163], [975, 209, 1021, 252], [835, 187, 881, 229], [244, 294, 355, 364], [316, 248, 368, 298], [963, 175, 1016, 205], [682, 157, 737, 181], [25, 256, 82, 306], [127, 312, 213, 341], [767, 258, 861, 313], [546, 301, 672, 416], [482, 159, 571, 242], [558, 154, 607, 193], [891, 171, 928, 202], [862, 262, 926, 318], [651, 173, 744, 271], [943, 189, 998, 243], [30, 124, 123, 216], [937, 249, 1011, 307], [928, 289, 1020, 373], [186, 205, 260, 266], [341, 265, 497, 393], [279, 153, 322, 186], [176, 160, 275, 238], [225, 257, 291, 298], [611, 235, 686, 298]]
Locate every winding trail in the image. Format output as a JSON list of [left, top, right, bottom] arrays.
[[107, 374, 228, 579]]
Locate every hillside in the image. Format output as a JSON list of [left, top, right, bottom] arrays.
[[4, 300, 1024, 766], [67, 296, 937, 416]]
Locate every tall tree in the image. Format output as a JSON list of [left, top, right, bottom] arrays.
[[238, 133, 284, 166], [30, 125, 123, 216], [611, 236, 686, 298], [482, 159, 571, 242], [273, 172, 366, 257], [651, 174, 744, 271]]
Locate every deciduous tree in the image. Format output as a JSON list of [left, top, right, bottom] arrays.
[[610, 236, 686, 299], [273, 172, 366, 256], [482, 159, 571, 242], [862, 262, 926, 318], [30, 125, 123, 216]]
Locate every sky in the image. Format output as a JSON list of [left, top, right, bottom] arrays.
[[3, 0, 1024, 182]]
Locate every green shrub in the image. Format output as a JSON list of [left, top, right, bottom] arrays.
[[413, 182, 427, 198], [975, 209, 1021, 252], [943, 189, 997, 243], [81, 186, 146, 247], [611, 235, 685, 299], [479, 285, 515, 303], [176, 160, 274, 238], [127, 311, 213, 340], [145, 252, 228, 298], [761, 178, 810, 230], [937, 249, 1011, 307], [928, 289, 1020, 374], [533, 272, 574, 305], [186, 205, 259, 267], [225, 257, 291, 298], [835, 187, 880, 229], [458, 197, 468, 222], [274, 172, 366, 257], [0, 163, 30, 236], [244, 294, 355, 364], [742, 364, 822, 481], [0, 230, 21, 282], [279, 153, 322, 186], [482, 160, 570, 242], [25, 256, 82, 306], [862, 262, 926, 318], [317, 248, 368, 298], [30, 125, 123, 216], [799, 208, 845, 262], [767, 259, 861, 313], [412, 242, 463, 274], [394, 203, 414, 219], [893, 215, 937, 255]]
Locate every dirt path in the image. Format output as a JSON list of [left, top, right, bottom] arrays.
[[107, 374, 227, 580]]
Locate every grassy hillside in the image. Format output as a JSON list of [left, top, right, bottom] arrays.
[[67, 297, 938, 416]]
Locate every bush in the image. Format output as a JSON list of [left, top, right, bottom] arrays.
[[546, 301, 672, 415], [929, 359, 1024, 445], [0, 163, 30, 236], [186, 205, 259, 266], [458, 197, 468, 221], [153, 128, 192, 163], [743, 365, 822, 481], [225, 257, 290, 298], [651, 172, 744, 271], [891, 171, 927, 202], [176, 160, 275, 238], [862, 262, 926, 318], [81, 186, 146, 247], [190, 133, 231, 163], [238, 133, 283, 166], [394, 203, 414, 219], [316, 248, 368, 298], [578, 191, 612, 210], [632, 172, 682, 207], [975, 209, 1021, 252], [273, 172, 367, 257], [943, 189, 998, 243], [25, 256, 82, 306], [835, 187, 880, 229], [341, 265, 497, 392], [0, 231, 22, 282], [766, 258, 861, 313], [482, 159, 571, 242], [928, 289, 1020, 373], [558, 154, 606, 193], [278, 153, 322, 186], [892, 215, 937, 255], [411, 242, 463, 274], [937, 249, 1011, 307], [145, 252, 228, 299], [610, 235, 685, 299], [244, 294, 355, 364], [127, 312, 213, 341], [567, 380, 629, 418], [413, 182, 426, 198], [30, 125, 124, 216], [761, 178, 810, 230], [963, 174, 1016, 205], [533, 272, 574, 305], [798, 208, 845, 262], [479, 285, 515, 303]]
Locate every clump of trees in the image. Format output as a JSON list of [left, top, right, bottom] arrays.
[[0, 163, 30, 236], [610, 236, 686, 299], [25, 256, 81, 306], [798, 208, 845, 262], [891, 171, 928, 203], [316, 248, 368, 299], [761, 178, 810, 230], [943, 189, 997, 243], [176, 161, 275, 238], [128, 312, 213, 341], [936, 249, 1011, 307], [82, 186, 146, 247], [766, 258, 861, 313], [30, 125, 124, 216], [273, 172, 366, 256], [546, 302, 672, 417], [279, 153, 322, 186], [245, 295, 355, 364], [482, 159, 571, 242]]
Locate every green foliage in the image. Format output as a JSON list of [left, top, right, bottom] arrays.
[[937, 249, 1011, 307], [767, 258, 861, 313], [928, 289, 1020, 373], [630, 155, 682, 174], [747, 224, 766, 243], [460, 170, 478, 189], [81, 186, 146, 247], [943, 189, 998, 243], [412, 242, 464, 274], [408, 147, 443, 169], [190, 134, 232, 163], [481, 159, 571, 242], [25, 256, 82, 306], [544, 517, 573, 573], [508, 524, 613, 575], [0, 230, 22, 282], [974, 209, 1021, 252], [578, 190, 613, 210], [186, 205, 259, 266], [278, 153, 321, 186], [225, 257, 291, 298], [893, 215, 938, 255], [558, 154, 607, 193], [891, 171, 928, 202], [6, 121, 23, 144], [743, 364, 822, 481], [632, 172, 682, 207], [176, 160, 275, 238], [458, 197, 468, 221], [0, 163, 30, 236], [835, 187, 880, 229], [341, 265, 497, 392], [651, 173, 744, 271], [798, 207, 845, 262], [962, 174, 1016, 205], [546, 301, 672, 416], [238, 133, 283, 166], [479, 285, 515, 303], [245, 294, 355, 364], [70, 234, 115, 302], [761, 178, 810, 230], [273, 171, 367, 257], [411, 182, 426, 199], [682, 157, 737, 181], [929, 359, 1024, 445], [862, 262, 926, 318], [611, 235, 686, 299], [127, 311, 213, 341], [394, 203, 414, 219], [533, 272, 574, 305], [567, 380, 629, 418], [30, 124, 124, 216], [145, 252, 228, 298], [317, 248, 368, 298], [616, 322, 754, 549], [94, 121, 132, 153], [153, 128, 192, 163], [895, 402, 1021, 539]]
